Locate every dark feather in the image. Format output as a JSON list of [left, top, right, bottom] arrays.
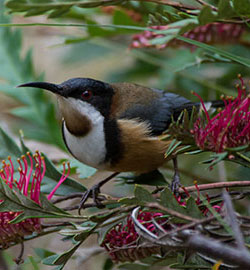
[[119, 89, 193, 135], [119, 88, 224, 136]]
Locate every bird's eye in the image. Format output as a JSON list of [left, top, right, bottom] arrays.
[[81, 90, 92, 100]]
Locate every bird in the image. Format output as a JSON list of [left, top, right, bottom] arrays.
[[18, 78, 223, 211]]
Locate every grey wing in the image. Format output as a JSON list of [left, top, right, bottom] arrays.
[[119, 90, 193, 136]]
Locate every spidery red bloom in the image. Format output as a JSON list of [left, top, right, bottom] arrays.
[[102, 185, 222, 262], [101, 211, 167, 262], [0, 151, 70, 248], [192, 76, 250, 153], [131, 23, 245, 50]]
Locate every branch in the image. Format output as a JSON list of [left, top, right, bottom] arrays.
[[194, 0, 217, 11], [181, 232, 250, 268], [222, 190, 246, 250], [179, 181, 250, 193], [146, 202, 199, 222], [136, 0, 199, 10]]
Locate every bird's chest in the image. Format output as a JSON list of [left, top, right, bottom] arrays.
[[62, 121, 107, 169]]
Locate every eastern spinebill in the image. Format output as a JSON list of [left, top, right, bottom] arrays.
[[18, 78, 222, 210]]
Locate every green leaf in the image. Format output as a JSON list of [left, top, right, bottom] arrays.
[[53, 241, 83, 266], [103, 258, 114, 270], [0, 2, 65, 149], [225, 145, 249, 152], [134, 185, 156, 203], [0, 127, 22, 159], [5, 0, 132, 17], [165, 140, 182, 157], [42, 254, 61, 266], [0, 127, 87, 195], [177, 36, 250, 67], [160, 188, 187, 215], [118, 197, 140, 206], [97, 214, 127, 244], [0, 181, 74, 222], [41, 155, 87, 196], [28, 256, 40, 270], [118, 263, 149, 270], [48, 7, 70, 18], [112, 10, 140, 34], [119, 170, 167, 186], [218, 0, 236, 19], [198, 6, 217, 25], [233, 0, 250, 16], [34, 248, 56, 260], [185, 197, 204, 219], [68, 159, 96, 179]]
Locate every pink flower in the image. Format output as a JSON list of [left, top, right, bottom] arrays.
[[192, 76, 250, 153], [101, 211, 167, 262], [102, 185, 222, 262], [0, 151, 70, 248], [131, 23, 245, 49]]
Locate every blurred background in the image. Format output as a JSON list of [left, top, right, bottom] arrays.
[[0, 0, 250, 269]]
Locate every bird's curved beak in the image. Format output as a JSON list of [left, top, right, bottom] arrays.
[[17, 82, 64, 96]]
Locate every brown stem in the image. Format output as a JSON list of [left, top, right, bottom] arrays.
[[222, 190, 246, 251], [194, 0, 217, 11], [146, 202, 199, 222], [136, 0, 198, 10], [182, 233, 250, 268], [13, 243, 24, 265], [179, 181, 250, 193]]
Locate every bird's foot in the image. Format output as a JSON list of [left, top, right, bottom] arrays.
[[78, 184, 106, 214], [170, 157, 181, 195], [78, 172, 119, 215], [170, 172, 181, 195]]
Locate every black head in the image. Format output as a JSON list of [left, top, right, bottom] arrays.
[[18, 78, 115, 117]]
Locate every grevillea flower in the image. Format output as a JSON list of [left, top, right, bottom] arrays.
[[192, 76, 250, 153], [102, 185, 222, 262], [0, 151, 70, 248], [131, 23, 245, 49], [101, 211, 166, 262]]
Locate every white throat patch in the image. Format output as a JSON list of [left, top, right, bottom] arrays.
[[62, 98, 107, 169]]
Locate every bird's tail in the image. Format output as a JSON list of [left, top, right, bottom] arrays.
[[173, 99, 224, 121]]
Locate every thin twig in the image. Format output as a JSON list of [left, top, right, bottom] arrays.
[[51, 192, 83, 204], [146, 202, 199, 222], [223, 190, 246, 250], [182, 232, 250, 268], [41, 222, 76, 228], [137, 0, 199, 10], [179, 181, 250, 193], [5, 228, 61, 249], [13, 243, 24, 265], [194, 0, 217, 11], [159, 214, 219, 239]]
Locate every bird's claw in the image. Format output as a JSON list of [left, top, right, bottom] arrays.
[[78, 184, 105, 214], [170, 172, 181, 195]]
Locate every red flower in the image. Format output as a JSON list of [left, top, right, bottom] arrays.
[[131, 23, 245, 49], [101, 211, 167, 262], [0, 151, 70, 248], [102, 184, 222, 262], [193, 76, 250, 153]]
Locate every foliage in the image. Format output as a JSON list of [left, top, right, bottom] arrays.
[[0, 0, 250, 269]]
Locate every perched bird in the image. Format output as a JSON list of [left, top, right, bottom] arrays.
[[18, 78, 222, 210]]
